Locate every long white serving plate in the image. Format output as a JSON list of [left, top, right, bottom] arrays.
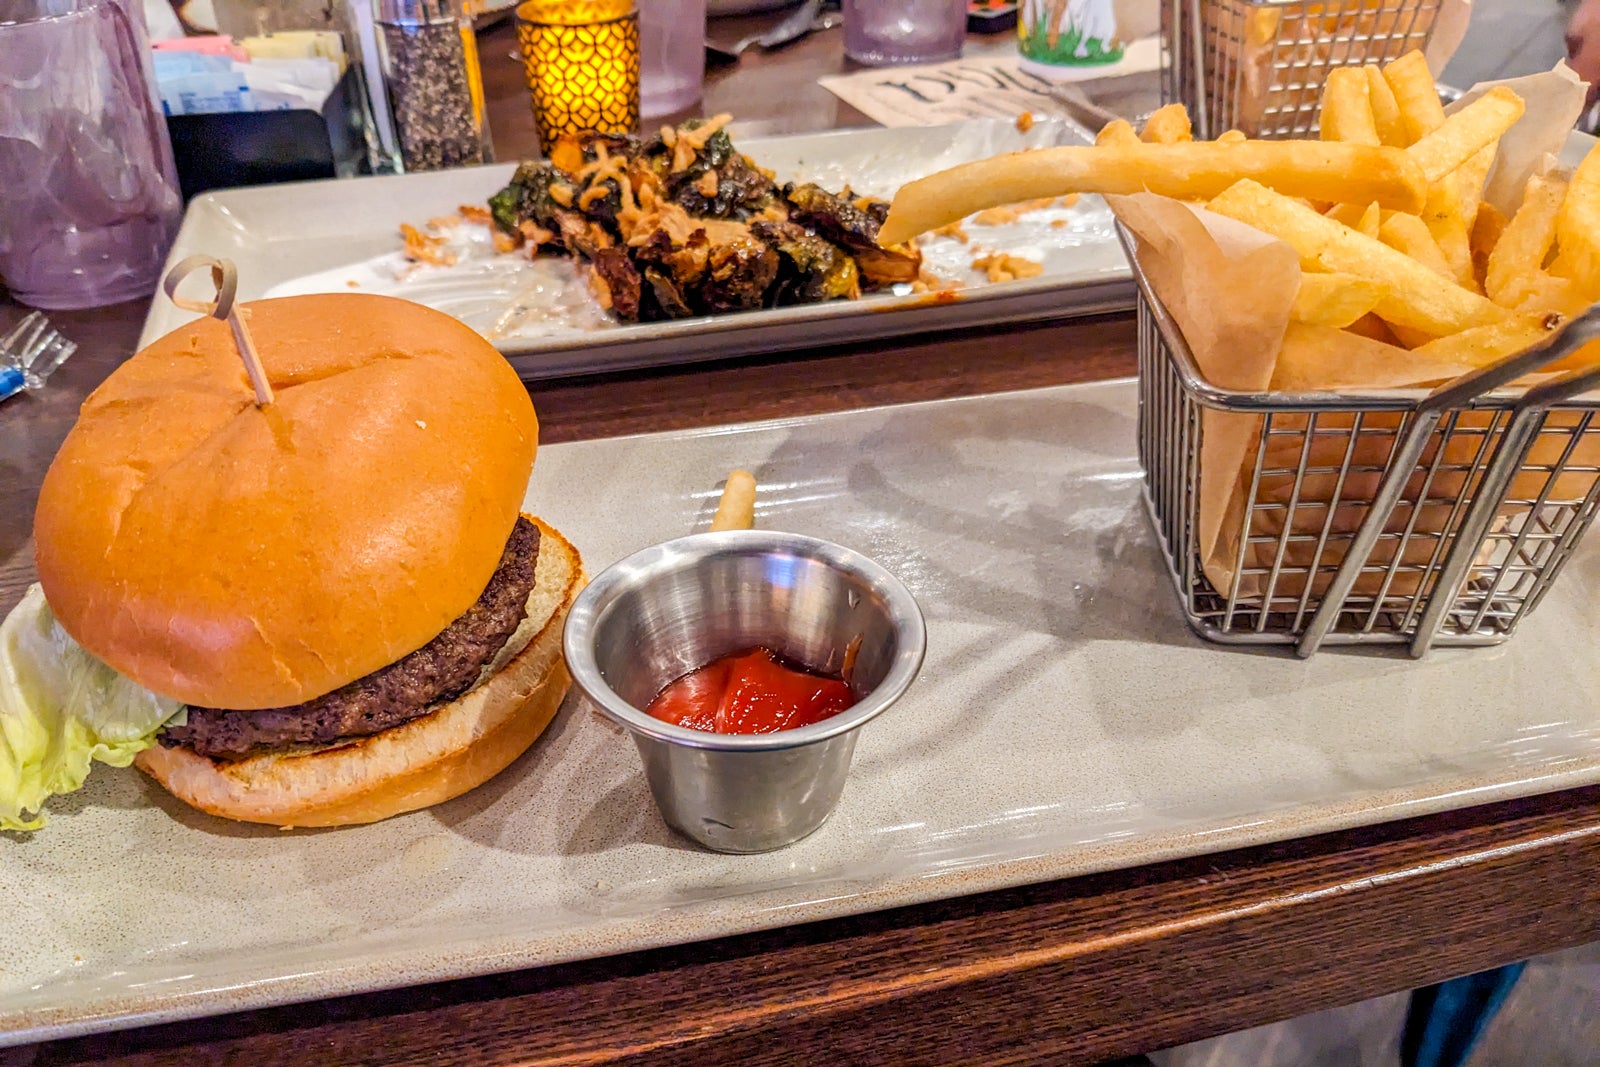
[[7, 378, 1600, 1044], [139, 120, 1135, 380]]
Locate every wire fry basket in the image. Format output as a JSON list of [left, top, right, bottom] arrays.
[[1161, 0, 1442, 139], [1120, 228, 1600, 658]]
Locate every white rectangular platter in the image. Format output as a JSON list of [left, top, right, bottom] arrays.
[[139, 120, 1135, 380], [7, 378, 1600, 1044]]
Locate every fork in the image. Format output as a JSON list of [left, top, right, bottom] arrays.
[[0, 311, 77, 403]]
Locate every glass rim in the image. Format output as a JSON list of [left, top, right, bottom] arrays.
[[513, 0, 636, 28]]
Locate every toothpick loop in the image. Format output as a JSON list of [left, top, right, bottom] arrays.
[[162, 255, 274, 407]]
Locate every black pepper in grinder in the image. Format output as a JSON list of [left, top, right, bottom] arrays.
[[374, 0, 493, 171]]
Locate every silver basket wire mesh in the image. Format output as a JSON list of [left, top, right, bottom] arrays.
[[1120, 225, 1600, 657], [1161, 0, 1442, 139]]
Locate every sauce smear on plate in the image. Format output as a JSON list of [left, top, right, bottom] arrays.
[[645, 647, 855, 734]]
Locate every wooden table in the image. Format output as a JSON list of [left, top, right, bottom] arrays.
[[6, 20, 1600, 1067]]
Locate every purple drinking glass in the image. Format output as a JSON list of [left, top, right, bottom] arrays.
[[0, 0, 182, 310], [842, 0, 967, 66]]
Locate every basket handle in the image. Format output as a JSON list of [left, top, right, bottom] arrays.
[[1404, 305, 1600, 656], [1297, 303, 1600, 658]]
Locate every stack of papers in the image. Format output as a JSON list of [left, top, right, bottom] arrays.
[[152, 31, 345, 116]]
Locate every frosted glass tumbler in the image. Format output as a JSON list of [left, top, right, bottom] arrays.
[[0, 0, 182, 309], [640, 0, 707, 116], [843, 0, 966, 66]]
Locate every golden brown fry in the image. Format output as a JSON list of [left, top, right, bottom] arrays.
[[878, 142, 1428, 245], [1325, 202, 1366, 227], [1291, 271, 1389, 328], [1140, 103, 1194, 144], [1405, 86, 1524, 184], [1217, 130, 1248, 145], [1379, 212, 1452, 278], [1411, 317, 1558, 368], [1095, 119, 1140, 148], [1510, 273, 1590, 319], [1356, 202, 1382, 240], [1383, 51, 1447, 144], [1471, 201, 1509, 288], [1319, 68, 1380, 147], [709, 469, 757, 531], [1206, 179, 1507, 335], [1456, 144, 1498, 225], [1552, 142, 1600, 297], [1421, 182, 1476, 289], [1365, 64, 1407, 147], [1486, 173, 1568, 307]]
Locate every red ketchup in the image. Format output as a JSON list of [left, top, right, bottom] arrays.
[[645, 647, 856, 735]]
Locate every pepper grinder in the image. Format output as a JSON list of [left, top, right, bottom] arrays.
[[373, 0, 493, 171]]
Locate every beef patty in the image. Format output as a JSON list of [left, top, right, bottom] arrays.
[[162, 517, 542, 760]]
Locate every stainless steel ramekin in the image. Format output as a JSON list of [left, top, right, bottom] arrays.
[[562, 530, 926, 853]]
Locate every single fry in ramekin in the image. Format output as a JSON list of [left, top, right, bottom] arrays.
[[710, 469, 757, 532]]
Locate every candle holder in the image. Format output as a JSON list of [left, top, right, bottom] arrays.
[[515, 0, 641, 147]]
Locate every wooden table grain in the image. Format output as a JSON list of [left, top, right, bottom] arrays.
[[6, 20, 1600, 1067]]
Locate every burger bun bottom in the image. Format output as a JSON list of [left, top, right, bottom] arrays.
[[135, 518, 583, 828]]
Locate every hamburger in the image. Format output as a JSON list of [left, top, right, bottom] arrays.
[[27, 292, 582, 828]]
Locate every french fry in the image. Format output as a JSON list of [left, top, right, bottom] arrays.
[[1364, 64, 1407, 148], [1356, 202, 1382, 240], [1486, 173, 1568, 307], [1096, 119, 1140, 148], [1206, 179, 1508, 335], [1217, 130, 1248, 145], [710, 469, 757, 531], [1379, 212, 1453, 279], [1405, 87, 1524, 184], [1325, 202, 1366, 228], [1292, 272, 1389, 328], [1471, 201, 1509, 288], [1456, 144, 1498, 226], [1319, 68, 1380, 147], [1411, 317, 1559, 368], [877, 142, 1428, 245], [1422, 183, 1476, 289], [1141, 103, 1193, 144], [1552, 143, 1600, 297], [1383, 51, 1447, 144], [1511, 273, 1591, 320], [1325, 202, 1381, 238]]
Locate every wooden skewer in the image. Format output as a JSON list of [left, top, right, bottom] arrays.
[[162, 254, 274, 407], [709, 469, 757, 531]]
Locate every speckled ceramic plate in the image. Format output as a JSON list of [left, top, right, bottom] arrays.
[[138, 120, 1135, 381], [7, 378, 1600, 1044]]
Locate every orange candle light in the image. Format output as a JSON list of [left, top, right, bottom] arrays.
[[515, 0, 641, 146]]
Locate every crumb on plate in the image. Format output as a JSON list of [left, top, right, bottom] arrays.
[[399, 222, 457, 267], [971, 250, 1044, 283]]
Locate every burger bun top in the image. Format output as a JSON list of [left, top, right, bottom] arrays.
[[34, 293, 537, 710]]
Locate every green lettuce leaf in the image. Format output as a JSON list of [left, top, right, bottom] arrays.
[[0, 584, 183, 831]]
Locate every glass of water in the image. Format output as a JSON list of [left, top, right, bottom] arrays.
[[843, 0, 967, 66]]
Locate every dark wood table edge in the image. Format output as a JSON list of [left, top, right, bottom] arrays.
[[25, 781, 1600, 1065]]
